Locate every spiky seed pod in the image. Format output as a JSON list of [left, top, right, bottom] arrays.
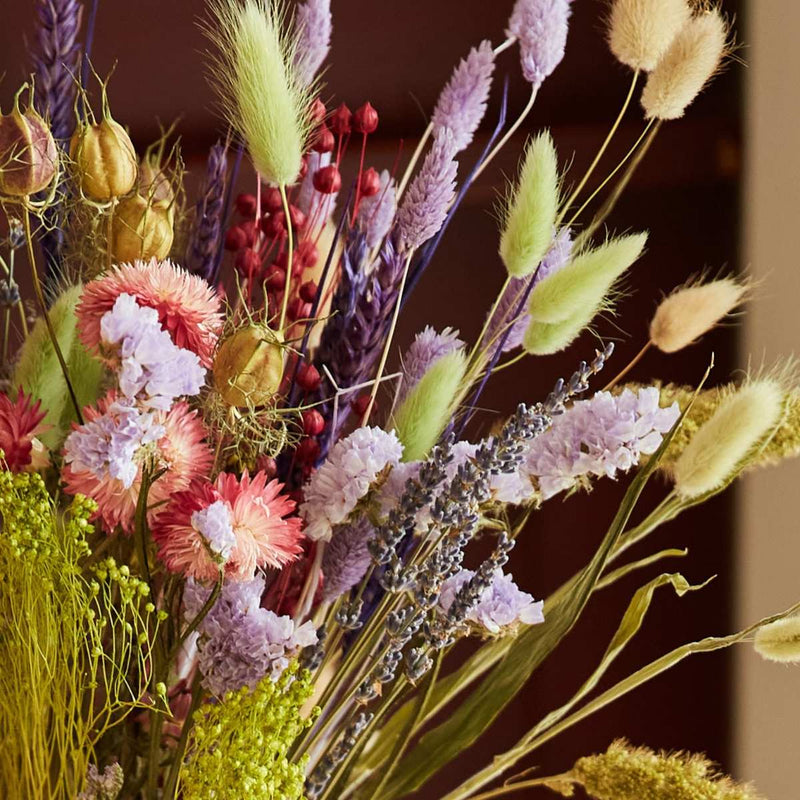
[[0, 90, 58, 196], [650, 275, 747, 353], [673, 378, 785, 499], [499, 131, 560, 277], [392, 350, 468, 462], [213, 324, 284, 407], [641, 9, 729, 121], [523, 233, 647, 355], [110, 194, 174, 262], [205, 0, 315, 186], [607, 0, 692, 72], [70, 116, 138, 201], [754, 616, 800, 664]]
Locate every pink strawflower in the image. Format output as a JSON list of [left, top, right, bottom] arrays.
[[0, 388, 50, 472], [153, 471, 304, 581], [62, 393, 213, 533], [77, 258, 223, 367]]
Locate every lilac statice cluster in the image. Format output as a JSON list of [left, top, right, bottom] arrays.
[[506, 0, 573, 89], [293, 0, 332, 86], [431, 40, 496, 153], [355, 169, 396, 248], [525, 387, 680, 499], [439, 567, 544, 635], [192, 500, 236, 564], [63, 399, 165, 489], [184, 576, 317, 697], [300, 426, 403, 541], [99, 293, 205, 410], [397, 326, 465, 407]]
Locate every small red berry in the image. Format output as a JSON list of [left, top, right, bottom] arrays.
[[359, 167, 381, 198], [235, 192, 258, 217], [235, 248, 262, 278], [330, 103, 352, 136], [288, 298, 313, 321], [297, 239, 319, 268], [262, 186, 283, 213], [302, 409, 326, 436], [296, 437, 321, 464], [224, 225, 249, 251], [313, 165, 341, 194], [310, 97, 327, 124], [288, 205, 306, 231], [264, 264, 286, 290], [262, 211, 286, 239], [299, 280, 318, 303], [255, 455, 278, 479], [351, 393, 375, 417], [240, 219, 258, 245], [353, 102, 379, 134], [296, 363, 322, 392], [312, 125, 335, 154]]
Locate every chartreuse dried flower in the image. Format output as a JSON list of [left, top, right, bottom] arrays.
[[523, 233, 647, 355], [608, 0, 691, 72], [205, 0, 315, 185], [499, 131, 560, 278], [641, 8, 730, 121], [180, 662, 317, 799], [560, 739, 765, 800], [393, 349, 468, 462], [754, 616, 800, 664]]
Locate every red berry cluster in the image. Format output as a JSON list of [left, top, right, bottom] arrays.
[[293, 364, 324, 475]]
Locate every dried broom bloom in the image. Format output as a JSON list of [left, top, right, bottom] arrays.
[[205, 0, 315, 185], [672, 377, 785, 500], [570, 739, 765, 800], [607, 0, 691, 72], [499, 131, 560, 278], [392, 349, 468, 462], [754, 616, 800, 664], [293, 0, 332, 86], [523, 233, 647, 355], [641, 8, 729, 121], [322, 517, 374, 602], [650, 275, 748, 353]]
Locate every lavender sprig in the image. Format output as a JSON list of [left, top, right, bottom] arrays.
[[185, 141, 228, 282]]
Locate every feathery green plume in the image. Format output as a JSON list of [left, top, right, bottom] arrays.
[[12, 284, 83, 449], [672, 378, 784, 499], [754, 616, 800, 663], [205, 0, 315, 185], [392, 350, 468, 462], [523, 233, 647, 354], [564, 739, 765, 800], [499, 131, 560, 277], [181, 662, 316, 799]]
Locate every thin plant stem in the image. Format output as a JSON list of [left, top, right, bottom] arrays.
[[466, 774, 575, 800], [21, 206, 83, 423], [397, 124, 433, 200], [162, 671, 204, 799], [106, 200, 115, 269], [603, 340, 652, 391], [468, 275, 511, 368], [278, 183, 293, 332]]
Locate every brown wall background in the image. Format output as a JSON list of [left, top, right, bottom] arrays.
[[1, 0, 747, 796]]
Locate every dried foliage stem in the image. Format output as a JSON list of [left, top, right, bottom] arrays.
[[603, 340, 652, 390], [278, 182, 293, 332]]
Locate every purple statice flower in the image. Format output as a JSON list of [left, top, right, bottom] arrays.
[[432, 40, 496, 153], [356, 169, 396, 248], [64, 399, 165, 489], [191, 500, 236, 563], [185, 141, 227, 282], [301, 426, 403, 541], [485, 228, 573, 353], [296, 151, 338, 233], [395, 129, 458, 253], [78, 762, 124, 800], [439, 568, 544, 634], [185, 576, 317, 696], [100, 294, 206, 409], [506, 0, 573, 89], [322, 517, 375, 601], [397, 326, 465, 407], [525, 387, 680, 499], [293, 0, 332, 86]]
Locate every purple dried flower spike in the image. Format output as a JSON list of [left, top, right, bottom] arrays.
[[186, 141, 228, 282], [356, 169, 396, 248], [395, 129, 458, 253], [397, 326, 465, 407], [322, 517, 375, 601], [432, 40, 496, 153], [294, 0, 332, 86], [507, 0, 572, 88]]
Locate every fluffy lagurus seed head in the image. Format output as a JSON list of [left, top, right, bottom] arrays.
[[523, 233, 647, 355], [650, 276, 747, 353], [754, 616, 800, 664], [607, 0, 691, 72], [672, 378, 785, 500], [641, 9, 729, 121], [206, 0, 315, 185], [499, 131, 560, 278]]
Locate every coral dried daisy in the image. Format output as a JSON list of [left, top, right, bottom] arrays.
[[77, 258, 224, 367], [0, 388, 50, 472], [62, 393, 213, 533], [152, 470, 303, 581]]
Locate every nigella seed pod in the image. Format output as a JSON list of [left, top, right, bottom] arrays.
[[111, 194, 174, 262], [213, 324, 284, 407], [0, 88, 58, 197], [138, 157, 174, 203], [70, 114, 138, 201]]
